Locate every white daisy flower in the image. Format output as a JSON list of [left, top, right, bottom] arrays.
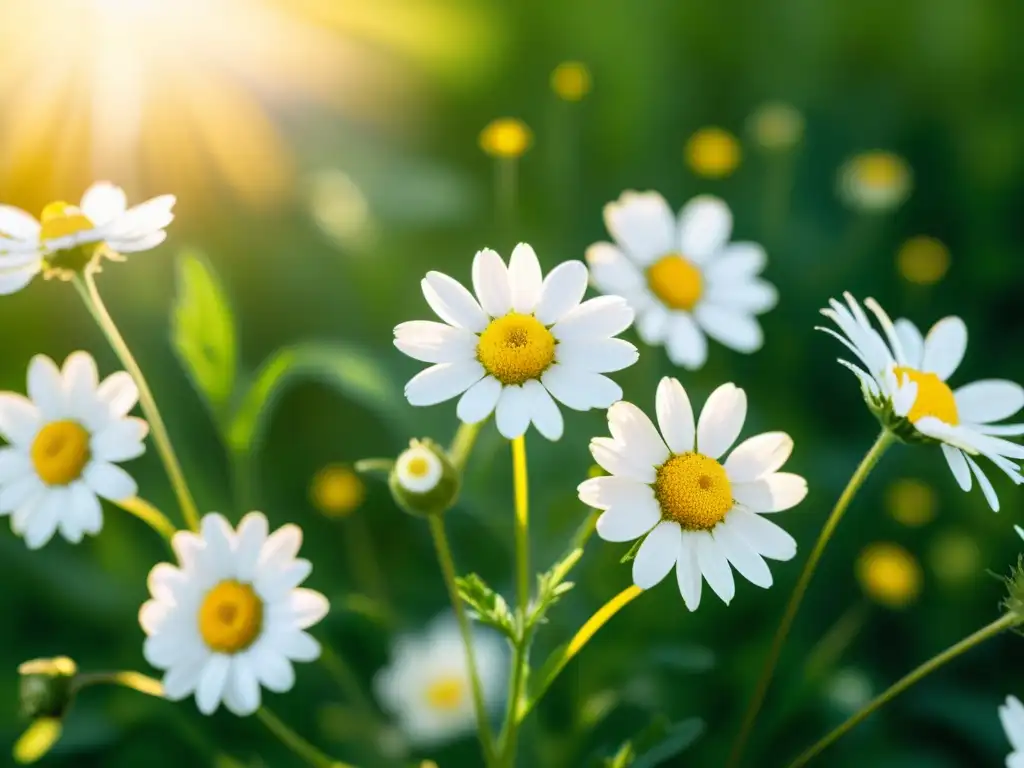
[[394, 243, 638, 440], [1000, 695, 1024, 768], [0, 181, 175, 294], [374, 614, 506, 747], [578, 377, 806, 610], [819, 293, 1024, 511], [586, 191, 777, 370], [395, 443, 443, 494], [140, 512, 329, 716], [0, 352, 147, 549]]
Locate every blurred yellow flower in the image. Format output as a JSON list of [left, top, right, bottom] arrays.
[[685, 127, 742, 179], [856, 542, 922, 609], [837, 151, 913, 212], [311, 464, 365, 518], [479, 118, 533, 159], [896, 236, 951, 285], [551, 62, 592, 101], [928, 530, 981, 588], [748, 102, 805, 151], [885, 477, 937, 527]]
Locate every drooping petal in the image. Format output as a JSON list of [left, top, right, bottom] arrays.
[[941, 444, 972, 492]]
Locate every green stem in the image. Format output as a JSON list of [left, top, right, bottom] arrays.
[[449, 420, 484, 471], [428, 515, 497, 765], [112, 496, 177, 547], [787, 613, 1018, 767], [256, 707, 352, 768], [72, 670, 165, 698], [728, 429, 896, 768], [230, 448, 256, 513], [73, 273, 201, 531]]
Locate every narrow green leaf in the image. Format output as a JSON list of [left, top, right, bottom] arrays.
[[226, 341, 402, 452], [170, 250, 237, 413], [620, 538, 643, 563], [455, 573, 516, 639], [631, 719, 705, 768]]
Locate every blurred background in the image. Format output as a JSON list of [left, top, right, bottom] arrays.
[[2, 0, 1024, 766]]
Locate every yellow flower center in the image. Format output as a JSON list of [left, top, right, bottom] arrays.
[[424, 676, 465, 711], [478, 118, 533, 159], [647, 254, 703, 311], [856, 542, 922, 609], [198, 580, 263, 654], [30, 420, 91, 486], [38, 202, 95, 243], [684, 127, 742, 178], [654, 452, 733, 530], [406, 456, 431, 477], [477, 313, 556, 385], [892, 366, 959, 425], [854, 153, 906, 190], [311, 465, 365, 518]]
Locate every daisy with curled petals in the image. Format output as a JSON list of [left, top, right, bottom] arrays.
[[0, 352, 147, 549], [586, 191, 777, 370], [394, 243, 638, 440], [0, 181, 175, 294], [1001, 695, 1024, 768], [140, 512, 329, 716], [819, 293, 1024, 511], [578, 377, 806, 610]]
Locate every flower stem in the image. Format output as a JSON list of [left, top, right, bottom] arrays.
[[427, 515, 498, 765], [449, 420, 484, 471], [256, 707, 352, 768], [728, 429, 896, 768], [111, 496, 177, 546], [73, 670, 165, 698], [787, 612, 1018, 767], [73, 273, 201, 532]]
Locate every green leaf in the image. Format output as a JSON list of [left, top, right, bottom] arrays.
[[170, 250, 237, 413], [631, 718, 705, 768], [620, 538, 643, 563], [455, 573, 516, 639], [529, 547, 584, 629], [226, 341, 402, 452]]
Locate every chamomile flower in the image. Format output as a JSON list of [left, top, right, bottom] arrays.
[[1000, 695, 1024, 768], [395, 243, 637, 440], [0, 352, 147, 549], [140, 512, 329, 716], [578, 378, 805, 609], [374, 614, 506, 747], [0, 182, 175, 293], [819, 293, 1024, 511], [587, 192, 777, 370]]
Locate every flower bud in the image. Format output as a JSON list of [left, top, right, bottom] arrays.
[[388, 439, 460, 518], [18, 657, 77, 721]]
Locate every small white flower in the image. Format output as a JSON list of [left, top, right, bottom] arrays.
[[820, 292, 1024, 511], [374, 614, 506, 747], [1000, 695, 1024, 768], [579, 377, 805, 609], [837, 151, 912, 212], [0, 352, 147, 548], [140, 512, 329, 716], [395, 444, 443, 494], [0, 181, 175, 294], [395, 243, 638, 440], [587, 191, 777, 370]]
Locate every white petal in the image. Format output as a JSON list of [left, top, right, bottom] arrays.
[[507, 243, 543, 314], [894, 318, 924, 369], [223, 657, 262, 716], [607, 401, 669, 467], [556, 337, 638, 373], [954, 380, 1024, 424], [713, 521, 773, 588], [677, 196, 733, 262], [62, 352, 99, 419], [107, 230, 167, 253], [578, 475, 656, 510], [285, 588, 330, 629], [695, 530, 735, 604], [534, 260, 588, 325], [0, 448, 31, 483], [0, 474, 44, 513], [632, 521, 681, 589], [80, 182, 128, 226], [421, 272, 488, 332], [694, 305, 764, 353], [732, 473, 807, 513], [253, 647, 295, 693], [161, 654, 208, 700], [196, 655, 231, 715], [675, 534, 703, 611], [863, 298, 908, 365], [0, 393, 40, 445], [495, 385, 532, 439], [603, 192, 676, 266], [471, 248, 512, 318], [656, 377, 695, 453], [920, 317, 967, 380], [551, 295, 634, 341], [703, 279, 778, 315], [404, 361, 484, 406], [27, 355, 65, 417], [542, 364, 621, 411], [964, 455, 999, 511], [724, 432, 794, 483], [394, 321, 478, 364], [696, 383, 747, 459], [69, 480, 102, 535], [0, 261, 42, 295], [665, 314, 708, 370], [596, 500, 661, 542], [585, 242, 645, 294], [524, 380, 563, 441], [83, 461, 137, 501], [727, 508, 797, 561], [234, 512, 269, 581], [279, 631, 321, 662], [255, 560, 312, 602], [0, 205, 41, 239], [703, 242, 767, 283], [258, 523, 303, 570], [456, 376, 502, 424], [636, 303, 671, 345], [24, 490, 62, 549], [1000, 697, 1024, 752], [942, 445, 972, 491], [96, 372, 139, 417], [91, 418, 148, 461], [589, 437, 656, 483]]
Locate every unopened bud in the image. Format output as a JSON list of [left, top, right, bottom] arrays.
[[388, 439, 460, 518]]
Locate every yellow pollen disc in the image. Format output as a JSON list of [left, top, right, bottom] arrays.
[[30, 420, 91, 486], [424, 676, 465, 711], [311, 465, 364, 518], [647, 254, 703, 311], [477, 313, 556, 385], [892, 366, 959, 425], [406, 456, 431, 477], [199, 580, 263, 654], [856, 542, 922, 609], [38, 202, 95, 242], [654, 452, 733, 530]]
